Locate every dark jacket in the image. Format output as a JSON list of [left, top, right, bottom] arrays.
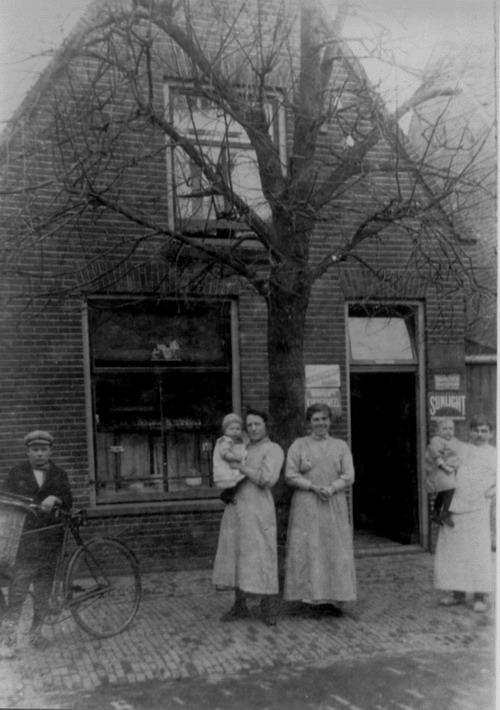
[[3, 460, 73, 559]]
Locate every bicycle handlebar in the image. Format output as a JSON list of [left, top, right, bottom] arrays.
[[0, 492, 87, 528], [28, 503, 87, 525]]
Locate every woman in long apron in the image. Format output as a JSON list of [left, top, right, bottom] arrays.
[[434, 415, 496, 613], [212, 409, 284, 626], [284, 403, 356, 614]]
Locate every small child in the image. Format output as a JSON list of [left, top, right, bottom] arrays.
[[213, 413, 248, 504], [424, 418, 461, 527]]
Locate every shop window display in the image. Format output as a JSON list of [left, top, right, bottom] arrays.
[[88, 299, 234, 503]]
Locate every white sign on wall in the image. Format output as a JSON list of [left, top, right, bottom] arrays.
[[305, 365, 341, 389], [305, 365, 342, 416]]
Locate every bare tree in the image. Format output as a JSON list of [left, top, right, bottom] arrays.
[[0, 0, 494, 448]]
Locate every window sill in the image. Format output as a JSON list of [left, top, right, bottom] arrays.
[[87, 496, 224, 518], [95, 487, 221, 504], [93, 364, 231, 373]]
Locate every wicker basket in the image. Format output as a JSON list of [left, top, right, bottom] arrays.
[[0, 498, 30, 568]]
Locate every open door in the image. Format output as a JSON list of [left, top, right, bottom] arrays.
[[350, 371, 419, 544]]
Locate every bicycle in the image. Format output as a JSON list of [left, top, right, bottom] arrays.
[[0, 496, 142, 639]]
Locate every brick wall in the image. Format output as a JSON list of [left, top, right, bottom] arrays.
[[0, 0, 468, 561]]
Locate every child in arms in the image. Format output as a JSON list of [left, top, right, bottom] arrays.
[[213, 413, 248, 504], [424, 418, 461, 527]]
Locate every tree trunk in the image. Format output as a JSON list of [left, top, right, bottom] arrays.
[[266, 263, 311, 582], [267, 285, 309, 448]]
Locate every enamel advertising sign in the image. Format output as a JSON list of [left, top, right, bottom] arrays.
[[305, 365, 342, 417], [428, 372, 465, 420]]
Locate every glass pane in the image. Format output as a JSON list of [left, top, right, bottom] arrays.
[[93, 352, 233, 502], [174, 145, 227, 221], [348, 317, 416, 362], [90, 301, 232, 367], [170, 87, 275, 225], [94, 373, 163, 497], [172, 90, 250, 144], [230, 148, 270, 220], [95, 373, 159, 429]]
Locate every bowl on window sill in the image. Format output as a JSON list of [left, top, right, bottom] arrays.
[[185, 476, 203, 487]]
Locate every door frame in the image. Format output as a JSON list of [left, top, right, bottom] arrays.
[[345, 301, 428, 549]]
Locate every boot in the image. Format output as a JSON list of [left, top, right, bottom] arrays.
[[473, 593, 487, 613], [220, 590, 249, 622], [309, 603, 344, 617], [0, 620, 17, 659], [28, 618, 50, 649], [260, 596, 277, 626], [439, 590, 466, 606], [220, 488, 236, 505], [432, 509, 443, 526], [220, 602, 249, 622], [441, 512, 455, 527]]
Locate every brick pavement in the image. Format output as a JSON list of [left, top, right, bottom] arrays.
[[0, 552, 495, 708]]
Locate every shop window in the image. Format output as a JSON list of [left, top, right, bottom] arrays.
[[88, 299, 235, 503], [166, 85, 285, 230], [348, 305, 417, 364]]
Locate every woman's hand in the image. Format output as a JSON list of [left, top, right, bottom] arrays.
[[310, 485, 330, 501]]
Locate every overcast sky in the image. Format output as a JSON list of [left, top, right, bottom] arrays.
[[0, 0, 496, 126]]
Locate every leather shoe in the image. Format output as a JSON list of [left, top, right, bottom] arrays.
[[260, 598, 277, 626], [220, 604, 250, 622], [262, 614, 276, 627], [309, 603, 343, 617]]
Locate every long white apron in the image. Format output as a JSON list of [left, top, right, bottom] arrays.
[[434, 443, 495, 593], [284, 437, 357, 602], [212, 439, 282, 595]]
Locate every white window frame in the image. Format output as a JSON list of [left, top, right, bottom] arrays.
[[165, 83, 286, 231]]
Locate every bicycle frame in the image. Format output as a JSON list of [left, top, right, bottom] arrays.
[[22, 509, 121, 619], [6, 497, 141, 638], [46, 510, 89, 618], [35, 508, 141, 637]]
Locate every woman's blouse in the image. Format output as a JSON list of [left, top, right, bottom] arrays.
[[450, 442, 496, 514], [241, 436, 284, 488], [285, 435, 354, 494]]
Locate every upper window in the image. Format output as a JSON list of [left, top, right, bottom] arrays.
[[165, 85, 285, 230]]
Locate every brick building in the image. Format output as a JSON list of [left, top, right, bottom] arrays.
[[409, 42, 497, 432], [0, 0, 481, 565]]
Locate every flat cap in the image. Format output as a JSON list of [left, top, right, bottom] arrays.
[[23, 430, 54, 447]]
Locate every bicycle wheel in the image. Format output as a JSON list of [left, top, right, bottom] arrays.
[[65, 537, 141, 638]]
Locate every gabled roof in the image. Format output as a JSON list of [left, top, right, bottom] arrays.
[[325, 15, 476, 243], [0, 0, 105, 149], [0, 0, 479, 249]]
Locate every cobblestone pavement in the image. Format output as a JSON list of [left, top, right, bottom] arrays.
[[38, 647, 493, 710], [0, 552, 495, 708]]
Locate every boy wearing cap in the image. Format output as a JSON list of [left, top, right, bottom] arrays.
[[213, 413, 248, 504], [0, 430, 72, 655]]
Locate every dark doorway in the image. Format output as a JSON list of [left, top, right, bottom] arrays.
[[350, 372, 419, 545]]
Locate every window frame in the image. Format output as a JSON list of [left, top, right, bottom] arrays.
[[83, 296, 241, 506], [347, 304, 419, 366], [165, 82, 286, 232]]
